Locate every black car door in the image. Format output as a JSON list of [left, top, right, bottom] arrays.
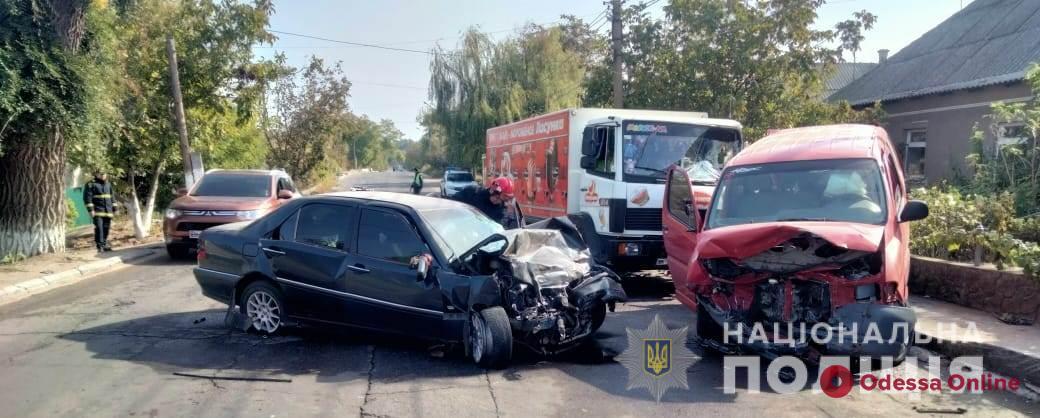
[[258, 202, 357, 323], [345, 207, 445, 338]]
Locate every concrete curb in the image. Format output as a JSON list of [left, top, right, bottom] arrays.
[[0, 245, 163, 305], [916, 330, 1040, 387]]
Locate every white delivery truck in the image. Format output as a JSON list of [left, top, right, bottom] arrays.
[[485, 108, 742, 270]]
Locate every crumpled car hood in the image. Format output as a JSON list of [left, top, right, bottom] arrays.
[[696, 221, 884, 260], [500, 229, 591, 287]]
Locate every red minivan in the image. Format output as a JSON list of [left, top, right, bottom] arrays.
[[662, 124, 928, 362]]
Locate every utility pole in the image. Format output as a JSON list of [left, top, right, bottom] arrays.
[[610, 0, 624, 108], [166, 35, 195, 187]]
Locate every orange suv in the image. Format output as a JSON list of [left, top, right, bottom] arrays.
[[163, 169, 298, 258]]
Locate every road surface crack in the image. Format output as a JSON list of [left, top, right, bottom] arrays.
[[485, 370, 501, 417], [359, 345, 378, 418]]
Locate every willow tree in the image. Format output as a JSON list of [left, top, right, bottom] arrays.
[[0, 0, 107, 257], [427, 27, 585, 167]]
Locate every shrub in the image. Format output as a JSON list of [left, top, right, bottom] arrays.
[[910, 186, 1039, 278]]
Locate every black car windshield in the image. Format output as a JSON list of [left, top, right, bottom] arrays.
[[446, 172, 474, 182], [706, 158, 887, 229], [191, 174, 271, 197], [622, 121, 740, 184], [419, 205, 504, 259]]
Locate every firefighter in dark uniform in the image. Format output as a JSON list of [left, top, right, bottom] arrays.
[[83, 171, 118, 252]]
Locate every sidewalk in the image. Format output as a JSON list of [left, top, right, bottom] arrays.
[[0, 220, 164, 305], [913, 296, 1040, 387]]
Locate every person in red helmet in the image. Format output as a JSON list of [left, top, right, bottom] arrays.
[[450, 177, 523, 228]]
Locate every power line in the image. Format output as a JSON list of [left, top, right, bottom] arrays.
[[269, 30, 450, 56], [351, 81, 427, 90]]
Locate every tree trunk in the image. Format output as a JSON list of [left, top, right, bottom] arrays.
[[142, 161, 164, 231], [0, 128, 67, 257], [127, 160, 165, 239], [128, 171, 146, 240]]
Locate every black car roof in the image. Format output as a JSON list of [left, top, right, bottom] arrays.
[[319, 191, 473, 211]]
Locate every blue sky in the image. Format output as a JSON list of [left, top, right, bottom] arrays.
[[257, 0, 970, 139]]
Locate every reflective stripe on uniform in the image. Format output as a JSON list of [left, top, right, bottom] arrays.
[[93, 212, 114, 218], [95, 194, 111, 198], [86, 203, 95, 208]]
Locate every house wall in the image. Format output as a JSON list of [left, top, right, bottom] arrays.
[[878, 82, 1033, 183]]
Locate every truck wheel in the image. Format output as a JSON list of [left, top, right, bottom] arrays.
[[470, 307, 512, 369], [241, 282, 286, 335], [696, 302, 723, 342]]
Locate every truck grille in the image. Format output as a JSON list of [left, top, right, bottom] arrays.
[[176, 222, 222, 231], [624, 208, 662, 231]]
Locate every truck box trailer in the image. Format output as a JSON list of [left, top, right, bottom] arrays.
[[485, 108, 742, 270]]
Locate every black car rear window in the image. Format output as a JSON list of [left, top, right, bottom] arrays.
[[191, 174, 272, 197], [357, 209, 427, 264], [295, 204, 355, 250]]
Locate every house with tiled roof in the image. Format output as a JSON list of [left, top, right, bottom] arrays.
[[822, 61, 878, 100], [830, 0, 1040, 183]]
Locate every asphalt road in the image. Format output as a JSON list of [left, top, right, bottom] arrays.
[[1, 171, 1037, 417]]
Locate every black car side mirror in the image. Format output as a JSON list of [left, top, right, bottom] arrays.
[[899, 200, 929, 223]]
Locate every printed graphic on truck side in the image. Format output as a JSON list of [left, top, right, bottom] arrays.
[[486, 111, 571, 219]]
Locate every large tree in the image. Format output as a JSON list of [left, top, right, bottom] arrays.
[[583, 0, 881, 138], [262, 55, 352, 185], [104, 0, 273, 239], [427, 27, 586, 167], [0, 0, 105, 257]]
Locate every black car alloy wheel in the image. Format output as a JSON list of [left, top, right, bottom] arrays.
[[242, 282, 285, 334], [469, 306, 512, 369]]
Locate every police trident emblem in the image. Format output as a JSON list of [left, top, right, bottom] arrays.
[[617, 315, 698, 401]]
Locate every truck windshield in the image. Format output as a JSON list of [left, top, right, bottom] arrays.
[[621, 121, 740, 184], [705, 158, 887, 229]]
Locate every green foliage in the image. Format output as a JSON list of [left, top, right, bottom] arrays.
[[427, 27, 586, 167], [0, 0, 109, 156], [582, 0, 881, 139], [910, 186, 1039, 278], [962, 64, 1040, 216], [65, 198, 78, 229], [342, 116, 406, 171], [263, 55, 352, 186]]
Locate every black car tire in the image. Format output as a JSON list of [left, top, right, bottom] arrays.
[[166, 244, 191, 260], [696, 302, 723, 342], [241, 281, 286, 335], [470, 306, 512, 369], [590, 302, 607, 334]]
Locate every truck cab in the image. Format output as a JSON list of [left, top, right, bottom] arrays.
[[574, 113, 742, 269], [484, 108, 741, 271]]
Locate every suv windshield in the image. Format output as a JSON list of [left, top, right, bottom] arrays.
[[622, 121, 740, 184], [446, 172, 474, 182], [191, 174, 272, 198], [419, 205, 504, 259], [706, 158, 887, 229]]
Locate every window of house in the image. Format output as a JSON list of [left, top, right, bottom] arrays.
[[357, 209, 428, 264], [667, 171, 696, 228], [591, 125, 616, 179], [904, 130, 927, 179], [997, 123, 1034, 155], [295, 204, 355, 251]]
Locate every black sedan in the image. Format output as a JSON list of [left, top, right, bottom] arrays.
[[192, 191, 625, 368]]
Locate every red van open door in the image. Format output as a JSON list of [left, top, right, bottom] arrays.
[[662, 165, 701, 296]]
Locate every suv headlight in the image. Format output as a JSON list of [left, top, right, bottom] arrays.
[[164, 209, 182, 219], [237, 210, 263, 219]]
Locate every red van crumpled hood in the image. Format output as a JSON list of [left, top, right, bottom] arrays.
[[696, 221, 884, 260]]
